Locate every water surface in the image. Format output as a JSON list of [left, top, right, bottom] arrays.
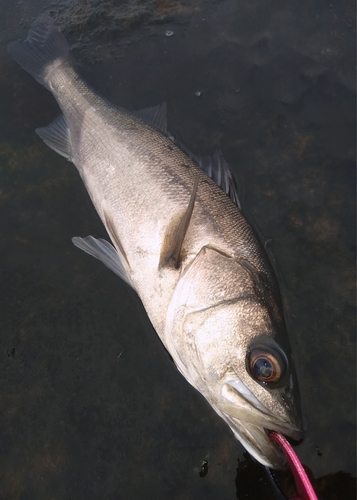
[[0, 0, 355, 498]]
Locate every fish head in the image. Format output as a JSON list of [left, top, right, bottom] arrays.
[[165, 246, 302, 469]]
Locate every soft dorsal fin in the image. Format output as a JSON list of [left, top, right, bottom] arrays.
[[36, 114, 72, 159], [159, 175, 199, 269], [133, 102, 167, 134], [133, 103, 241, 207]]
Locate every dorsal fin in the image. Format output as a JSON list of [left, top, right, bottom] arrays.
[[159, 175, 199, 269], [132, 103, 242, 207], [171, 137, 241, 209], [199, 151, 241, 209], [133, 102, 167, 134]]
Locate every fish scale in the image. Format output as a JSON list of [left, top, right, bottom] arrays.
[[46, 61, 263, 270], [8, 14, 302, 469]]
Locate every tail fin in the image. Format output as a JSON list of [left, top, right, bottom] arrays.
[[8, 15, 69, 89]]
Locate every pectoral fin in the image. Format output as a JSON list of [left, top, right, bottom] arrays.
[[159, 175, 199, 269], [72, 236, 135, 289]]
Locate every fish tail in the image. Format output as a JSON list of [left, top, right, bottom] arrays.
[[8, 15, 69, 89]]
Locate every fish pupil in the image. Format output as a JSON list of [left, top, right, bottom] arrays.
[[253, 358, 272, 378]]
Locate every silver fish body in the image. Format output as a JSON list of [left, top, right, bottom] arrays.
[[8, 15, 302, 469]]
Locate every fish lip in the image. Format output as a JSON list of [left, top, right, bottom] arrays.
[[224, 378, 303, 440], [216, 378, 303, 469], [217, 407, 289, 469]]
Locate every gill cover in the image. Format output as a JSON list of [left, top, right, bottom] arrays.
[[164, 246, 302, 453], [165, 245, 256, 392]]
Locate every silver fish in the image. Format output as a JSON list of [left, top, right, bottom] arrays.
[[8, 15, 302, 469]]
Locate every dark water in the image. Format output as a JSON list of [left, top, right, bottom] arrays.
[[0, 1, 355, 498]]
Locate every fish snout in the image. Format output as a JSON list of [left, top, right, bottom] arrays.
[[216, 378, 303, 469]]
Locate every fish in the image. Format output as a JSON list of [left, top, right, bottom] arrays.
[[8, 15, 302, 469]]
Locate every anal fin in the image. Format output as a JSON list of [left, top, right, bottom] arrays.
[[36, 114, 72, 159], [159, 175, 199, 269]]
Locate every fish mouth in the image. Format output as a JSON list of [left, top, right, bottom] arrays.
[[216, 379, 303, 469]]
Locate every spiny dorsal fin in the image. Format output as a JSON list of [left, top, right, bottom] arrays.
[[159, 175, 199, 269], [200, 151, 241, 209], [134, 104, 241, 208], [171, 137, 241, 209]]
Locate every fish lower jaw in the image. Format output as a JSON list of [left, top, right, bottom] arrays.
[[215, 380, 302, 469], [235, 425, 288, 470], [220, 380, 301, 432], [219, 412, 289, 469]]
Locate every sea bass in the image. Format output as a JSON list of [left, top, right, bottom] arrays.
[[8, 15, 302, 469]]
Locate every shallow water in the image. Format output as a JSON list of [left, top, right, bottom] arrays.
[[0, 0, 355, 498]]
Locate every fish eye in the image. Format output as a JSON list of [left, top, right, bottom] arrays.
[[247, 344, 286, 383]]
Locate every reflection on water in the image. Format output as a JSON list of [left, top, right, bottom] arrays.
[[0, 0, 355, 498]]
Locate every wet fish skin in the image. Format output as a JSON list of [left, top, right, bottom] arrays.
[[8, 15, 302, 469]]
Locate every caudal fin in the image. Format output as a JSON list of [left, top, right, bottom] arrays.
[[8, 15, 69, 89]]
